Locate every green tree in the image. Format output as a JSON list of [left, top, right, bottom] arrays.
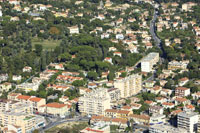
[[35, 44, 43, 56], [87, 71, 98, 80], [72, 80, 85, 87]]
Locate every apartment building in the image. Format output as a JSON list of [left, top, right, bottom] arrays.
[[8, 94, 46, 113], [175, 87, 190, 97], [168, 60, 189, 70], [141, 52, 159, 72], [104, 109, 132, 120], [114, 74, 142, 98], [149, 105, 164, 115], [107, 88, 121, 102], [0, 99, 33, 114], [0, 112, 45, 133], [178, 111, 199, 133], [149, 124, 187, 133], [0, 99, 45, 133], [29, 97, 46, 112], [78, 88, 111, 116], [46, 102, 71, 117], [128, 114, 150, 125]]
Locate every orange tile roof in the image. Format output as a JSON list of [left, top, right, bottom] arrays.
[[17, 95, 31, 100], [176, 87, 189, 91], [91, 115, 104, 120], [131, 103, 141, 107], [175, 97, 187, 102], [145, 100, 153, 105], [152, 86, 161, 90], [171, 109, 182, 115], [122, 106, 131, 110], [118, 110, 130, 114], [186, 104, 194, 109], [29, 97, 43, 102], [163, 102, 174, 106], [179, 77, 189, 81], [46, 102, 66, 108], [129, 114, 150, 120], [105, 109, 118, 113], [155, 97, 163, 100], [112, 118, 127, 124], [84, 127, 104, 133]]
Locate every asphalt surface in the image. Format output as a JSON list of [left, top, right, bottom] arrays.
[[150, 9, 161, 48], [39, 116, 89, 132]]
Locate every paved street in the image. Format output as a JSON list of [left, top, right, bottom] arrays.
[[150, 8, 161, 48], [39, 116, 89, 132]]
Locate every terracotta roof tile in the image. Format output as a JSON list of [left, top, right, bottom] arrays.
[[46, 102, 67, 108], [29, 97, 43, 102], [17, 95, 31, 100]]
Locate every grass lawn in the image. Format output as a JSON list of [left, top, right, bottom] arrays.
[[32, 38, 61, 50]]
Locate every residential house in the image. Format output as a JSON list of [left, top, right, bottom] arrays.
[[178, 77, 189, 86], [175, 87, 190, 97]]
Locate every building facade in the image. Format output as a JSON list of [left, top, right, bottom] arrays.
[[78, 88, 111, 116], [141, 52, 159, 72], [114, 74, 142, 98], [178, 111, 199, 133]]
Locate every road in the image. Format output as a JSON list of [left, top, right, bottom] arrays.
[[39, 116, 89, 132], [150, 7, 161, 48], [10, 74, 37, 93]]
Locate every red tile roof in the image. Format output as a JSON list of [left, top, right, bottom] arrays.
[[46, 102, 67, 108], [17, 95, 31, 100], [29, 97, 43, 102], [176, 87, 189, 91]]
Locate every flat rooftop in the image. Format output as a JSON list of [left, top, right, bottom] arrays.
[[150, 124, 187, 132], [142, 52, 159, 62], [178, 111, 199, 118]]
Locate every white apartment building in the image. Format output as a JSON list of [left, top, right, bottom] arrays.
[[178, 111, 199, 133], [141, 52, 159, 72], [149, 124, 187, 133], [78, 88, 111, 116], [114, 74, 142, 98], [0, 99, 45, 133], [107, 88, 121, 102]]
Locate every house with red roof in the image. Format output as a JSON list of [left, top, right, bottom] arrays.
[[29, 97, 46, 112], [113, 52, 122, 57], [175, 87, 190, 97], [162, 102, 175, 109], [178, 77, 189, 86], [104, 57, 112, 64]]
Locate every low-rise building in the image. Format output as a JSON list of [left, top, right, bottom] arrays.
[[149, 105, 164, 115], [68, 26, 79, 34], [43, 102, 71, 117], [178, 77, 189, 86], [175, 87, 190, 97], [128, 114, 150, 125], [150, 114, 166, 125]]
